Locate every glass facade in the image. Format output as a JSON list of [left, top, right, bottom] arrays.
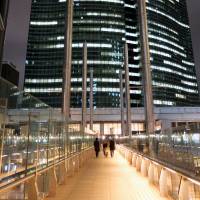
[[124, 0, 142, 107], [146, 0, 199, 106], [71, 0, 125, 107], [24, 0, 66, 107], [24, 0, 199, 109]]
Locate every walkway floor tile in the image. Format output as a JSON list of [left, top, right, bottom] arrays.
[[47, 152, 170, 200]]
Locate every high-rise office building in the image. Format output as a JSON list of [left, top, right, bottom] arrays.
[[71, 0, 125, 108], [24, 0, 199, 109], [145, 0, 199, 106], [24, 0, 66, 107]]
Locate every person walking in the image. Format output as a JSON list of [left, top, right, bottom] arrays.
[[103, 140, 108, 157], [94, 138, 100, 158], [109, 138, 115, 157]]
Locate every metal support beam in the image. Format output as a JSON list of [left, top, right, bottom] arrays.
[[124, 43, 132, 138], [90, 69, 94, 130], [138, 0, 154, 134], [81, 42, 87, 134], [119, 70, 125, 136], [62, 0, 74, 122]]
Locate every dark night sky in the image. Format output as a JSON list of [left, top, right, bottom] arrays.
[[3, 0, 200, 89]]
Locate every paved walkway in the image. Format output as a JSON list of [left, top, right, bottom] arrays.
[[48, 152, 170, 200]]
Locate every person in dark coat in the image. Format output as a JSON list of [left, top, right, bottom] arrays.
[[109, 139, 115, 157], [103, 140, 108, 157], [94, 138, 100, 158]]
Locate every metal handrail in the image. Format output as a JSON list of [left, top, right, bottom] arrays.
[[0, 146, 93, 194], [118, 144, 200, 186]]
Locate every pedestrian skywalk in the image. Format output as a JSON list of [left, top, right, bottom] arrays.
[[48, 151, 170, 200]]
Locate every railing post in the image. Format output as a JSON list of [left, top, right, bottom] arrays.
[[47, 168, 57, 197], [57, 162, 68, 185], [26, 177, 39, 200]]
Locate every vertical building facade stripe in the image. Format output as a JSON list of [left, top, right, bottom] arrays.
[[81, 42, 87, 133], [120, 69, 125, 136], [138, 0, 154, 134], [63, 0, 74, 120], [90, 69, 93, 130], [124, 43, 132, 137]]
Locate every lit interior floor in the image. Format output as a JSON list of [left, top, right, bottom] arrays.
[[48, 151, 170, 200]]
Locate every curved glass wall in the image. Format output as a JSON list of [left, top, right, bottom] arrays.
[[125, 0, 142, 107], [146, 0, 199, 106], [24, 0, 66, 107], [71, 0, 125, 108]]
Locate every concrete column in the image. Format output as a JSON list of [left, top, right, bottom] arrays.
[[138, 0, 154, 134], [47, 168, 57, 197], [62, 0, 74, 120], [119, 69, 125, 136], [26, 177, 39, 200], [161, 120, 172, 132], [90, 69, 94, 130], [148, 163, 154, 184], [141, 158, 148, 177], [81, 42, 87, 134], [124, 42, 132, 138], [100, 123, 104, 135]]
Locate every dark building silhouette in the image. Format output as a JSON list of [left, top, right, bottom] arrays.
[[1, 62, 19, 86], [0, 0, 9, 73]]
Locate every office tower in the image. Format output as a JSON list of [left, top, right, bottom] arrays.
[[24, 0, 199, 109], [71, 0, 124, 108], [24, 0, 67, 107], [145, 0, 199, 106], [24, 0, 125, 108], [125, 0, 141, 107], [0, 0, 9, 73]]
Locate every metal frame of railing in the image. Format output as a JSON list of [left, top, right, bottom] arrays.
[[118, 144, 200, 200], [0, 147, 94, 199]]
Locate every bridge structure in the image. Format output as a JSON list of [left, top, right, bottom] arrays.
[[1, 72, 200, 200]]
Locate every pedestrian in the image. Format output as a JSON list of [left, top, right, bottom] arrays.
[[93, 138, 100, 158], [109, 138, 115, 157], [103, 140, 108, 157]]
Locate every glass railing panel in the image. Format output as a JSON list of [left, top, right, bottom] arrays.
[[35, 121, 49, 171], [0, 183, 25, 199], [119, 124, 200, 177], [0, 77, 95, 187]]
